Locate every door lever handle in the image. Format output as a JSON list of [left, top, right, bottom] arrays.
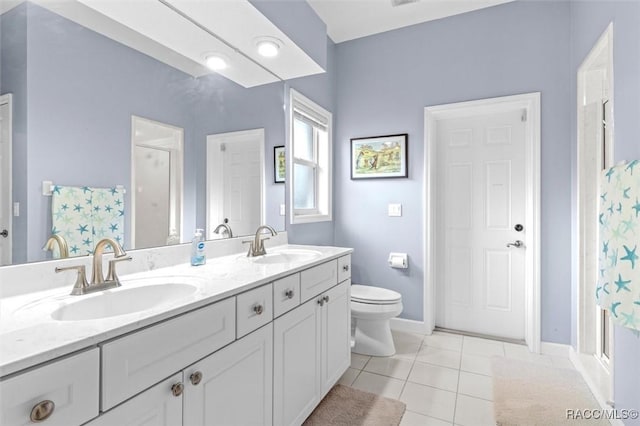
[[506, 240, 524, 248]]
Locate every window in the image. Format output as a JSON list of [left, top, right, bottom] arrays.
[[289, 89, 332, 224]]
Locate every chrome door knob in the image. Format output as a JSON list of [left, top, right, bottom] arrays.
[[0, 229, 8, 238], [506, 240, 524, 248]]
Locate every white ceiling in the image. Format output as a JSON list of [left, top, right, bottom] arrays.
[[307, 0, 514, 43], [30, 0, 324, 87]]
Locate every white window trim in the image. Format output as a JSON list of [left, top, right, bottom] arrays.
[[288, 89, 332, 224]]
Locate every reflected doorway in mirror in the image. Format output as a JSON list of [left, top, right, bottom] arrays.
[[206, 129, 265, 239], [130, 116, 184, 250]]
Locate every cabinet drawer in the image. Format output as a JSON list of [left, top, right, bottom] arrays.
[[300, 260, 337, 302], [0, 348, 99, 426], [101, 298, 236, 410], [86, 373, 182, 426], [237, 284, 273, 338], [273, 274, 300, 318], [337, 254, 351, 283]]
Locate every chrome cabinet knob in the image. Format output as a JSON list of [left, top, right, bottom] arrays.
[[317, 298, 325, 307], [285, 289, 294, 299], [342, 265, 349, 272], [30, 400, 55, 422], [323, 295, 330, 303], [171, 382, 184, 397], [253, 304, 264, 315], [190, 371, 203, 386]]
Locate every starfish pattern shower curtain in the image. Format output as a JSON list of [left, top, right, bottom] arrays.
[[596, 160, 640, 331]]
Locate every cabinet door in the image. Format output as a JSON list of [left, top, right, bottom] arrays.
[[273, 298, 321, 426], [184, 324, 273, 426], [321, 280, 351, 395], [86, 373, 182, 426]]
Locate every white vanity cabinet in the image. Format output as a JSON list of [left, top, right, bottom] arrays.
[[0, 348, 99, 426], [100, 297, 236, 410], [85, 373, 183, 426], [184, 323, 273, 425], [273, 256, 351, 426], [1, 249, 352, 426]]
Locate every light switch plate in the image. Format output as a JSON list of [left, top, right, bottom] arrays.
[[388, 203, 402, 217], [280, 204, 286, 216], [13, 202, 19, 217]]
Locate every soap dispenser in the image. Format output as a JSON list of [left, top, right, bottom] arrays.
[[191, 229, 206, 266]]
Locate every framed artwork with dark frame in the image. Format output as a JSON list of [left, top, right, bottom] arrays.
[[274, 145, 285, 183], [351, 134, 408, 179]]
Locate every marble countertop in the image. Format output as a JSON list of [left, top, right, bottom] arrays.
[[0, 244, 352, 377]]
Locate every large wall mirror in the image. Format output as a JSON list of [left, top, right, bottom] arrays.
[[0, 1, 287, 265]]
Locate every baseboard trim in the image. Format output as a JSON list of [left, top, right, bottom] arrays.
[[569, 348, 620, 426], [540, 341, 571, 358], [390, 318, 430, 335]]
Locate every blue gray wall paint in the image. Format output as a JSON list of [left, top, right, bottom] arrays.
[[0, 4, 28, 263], [1, 3, 287, 262], [192, 75, 285, 231], [569, 0, 640, 419], [333, 1, 573, 341], [22, 2, 197, 261], [285, 37, 337, 247]]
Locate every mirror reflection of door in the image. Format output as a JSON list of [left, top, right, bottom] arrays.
[[0, 94, 12, 266], [206, 129, 265, 239], [131, 116, 183, 249]]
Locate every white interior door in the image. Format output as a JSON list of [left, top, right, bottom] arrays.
[[436, 109, 526, 339], [207, 129, 264, 238], [0, 94, 12, 266]]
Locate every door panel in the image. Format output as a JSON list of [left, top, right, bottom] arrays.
[[436, 109, 526, 339]]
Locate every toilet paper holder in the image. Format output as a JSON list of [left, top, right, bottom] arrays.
[[388, 253, 408, 269]]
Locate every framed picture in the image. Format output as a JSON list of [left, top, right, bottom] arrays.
[[351, 134, 408, 179], [274, 145, 286, 183]]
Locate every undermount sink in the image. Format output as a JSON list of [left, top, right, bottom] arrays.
[[51, 281, 198, 321], [248, 249, 322, 265]]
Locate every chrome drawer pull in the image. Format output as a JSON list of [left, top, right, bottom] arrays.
[[342, 265, 349, 272], [30, 400, 55, 422], [253, 304, 264, 315], [285, 289, 294, 299]]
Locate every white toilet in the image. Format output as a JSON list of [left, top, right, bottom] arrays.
[[351, 285, 403, 357]]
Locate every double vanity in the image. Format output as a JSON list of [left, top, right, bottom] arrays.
[[0, 236, 352, 426]]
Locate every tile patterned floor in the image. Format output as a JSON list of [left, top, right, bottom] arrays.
[[338, 330, 574, 426]]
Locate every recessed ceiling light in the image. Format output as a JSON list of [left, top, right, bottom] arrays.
[[255, 37, 282, 58], [204, 53, 228, 71]]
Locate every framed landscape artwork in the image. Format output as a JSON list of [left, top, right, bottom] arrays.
[[351, 134, 408, 179], [274, 146, 285, 183]]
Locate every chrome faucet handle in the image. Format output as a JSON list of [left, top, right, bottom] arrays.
[[55, 265, 89, 295], [106, 256, 132, 283]]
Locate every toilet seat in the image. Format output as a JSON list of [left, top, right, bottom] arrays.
[[351, 285, 401, 305]]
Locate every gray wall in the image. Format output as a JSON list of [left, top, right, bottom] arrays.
[[0, 4, 28, 263], [569, 0, 640, 419], [1, 2, 288, 262], [333, 1, 573, 344], [285, 37, 337, 246]]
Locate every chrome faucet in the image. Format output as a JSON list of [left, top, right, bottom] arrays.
[[213, 223, 233, 238], [43, 234, 69, 259], [55, 238, 131, 295], [243, 225, 277, 257]]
